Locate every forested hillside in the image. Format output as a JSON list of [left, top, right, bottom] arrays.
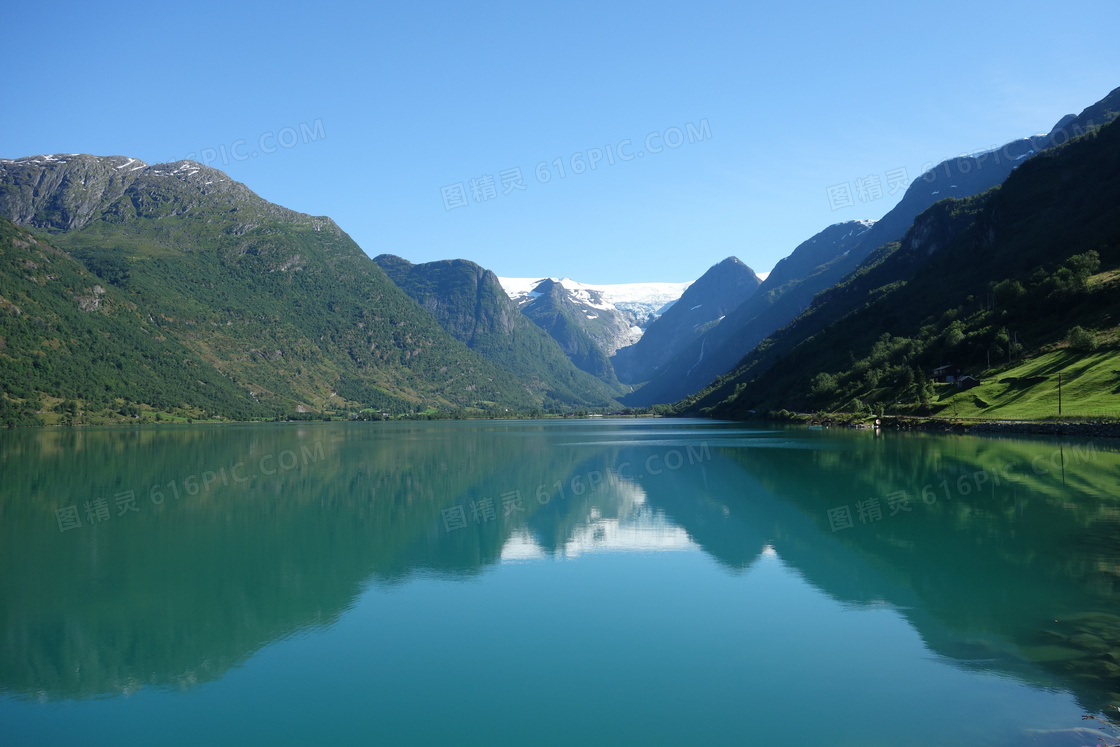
[[681, 118, 1120, 420], [0, 156, 542, 424]]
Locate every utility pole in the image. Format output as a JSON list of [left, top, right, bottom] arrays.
[[1058, 373, 1063, 416]]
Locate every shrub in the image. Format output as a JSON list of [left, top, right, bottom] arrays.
[[1067, 326, 1098, 353]]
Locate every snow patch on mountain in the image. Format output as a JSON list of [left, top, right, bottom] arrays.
[[498, 276, 693, 323], [499, 275, 698, 349]]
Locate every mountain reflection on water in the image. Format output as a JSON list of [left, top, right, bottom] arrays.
[[2, 420, 1119, 719]]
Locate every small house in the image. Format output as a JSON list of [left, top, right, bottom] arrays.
[[957, 375, 981, 390], [932, 364, 962, 383]]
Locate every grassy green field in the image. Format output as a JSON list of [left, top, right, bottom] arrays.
[[932, 346, 1120, 420]]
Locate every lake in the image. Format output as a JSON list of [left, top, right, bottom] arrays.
[[2, 419, 1120, 745]]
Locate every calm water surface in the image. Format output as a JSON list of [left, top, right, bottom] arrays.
[[2, 420, 1120, 745]]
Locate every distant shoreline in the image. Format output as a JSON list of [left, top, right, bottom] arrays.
[[10, 413, 1120, 439]]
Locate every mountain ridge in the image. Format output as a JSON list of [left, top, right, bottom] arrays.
[[611, 256, 762, 385], [687, 115, 1120, 420], [623, 86, 1120, 407], [622, 220, 876, 405]]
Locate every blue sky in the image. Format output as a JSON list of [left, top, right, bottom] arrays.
[[3, 1, 1118, 283]]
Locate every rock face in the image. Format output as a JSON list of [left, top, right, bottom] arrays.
[[529, 280, 635, 356], [611, 257, 761, 385], [375, 255, 519, 340], [374, 255, 622, 406], [0, 155, 136, 229], [0, 154, 320, 235]]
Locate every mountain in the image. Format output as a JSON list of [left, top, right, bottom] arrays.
[[499, 277, 691, 335], [496, 275, 691, 386], [688, 113, 1120, 419], [0, 154, 543, 423], [622, 220, 875, 405], [501, 278, 624, 385], [373, 254, 622, 406], [624, 86, 1120, 407], [610, 257, 761, 385]]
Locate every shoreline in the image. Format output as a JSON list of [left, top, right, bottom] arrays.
[[795, 413, 1120, 439], [910, 418, 1120, 439], [11, 412, 1120, 439]]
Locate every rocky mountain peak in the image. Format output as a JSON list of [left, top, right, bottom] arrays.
[[0, 153, 339, 236]]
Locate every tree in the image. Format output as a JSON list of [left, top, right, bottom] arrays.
[[944, 321, 966, 349], [993, 327, 1011, 364], [1065, 250, 1100, 290], [810, 372, 838, 398], [915, 371, 934, 410], [992, 279, 1026, 310]]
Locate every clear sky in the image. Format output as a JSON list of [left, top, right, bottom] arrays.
[[3, 1, 1118, 283]]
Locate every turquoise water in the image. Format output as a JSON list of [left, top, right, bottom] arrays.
[[2, 420, 1119, 745]]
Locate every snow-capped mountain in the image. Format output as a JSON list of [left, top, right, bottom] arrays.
[[498, 276, 693, 344]]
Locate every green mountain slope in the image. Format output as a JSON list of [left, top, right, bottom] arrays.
[[0, 219, 268, 425], [373, 254, 622, 407], [686, 117, 1120, 420], [0, 155, 539, 423]]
